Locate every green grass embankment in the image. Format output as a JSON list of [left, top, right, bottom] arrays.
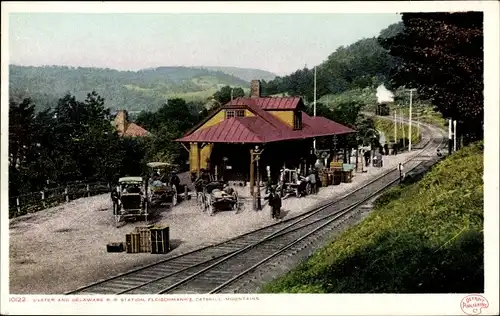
[[388, 104, 448, 130], [373, 117, 420, 146], [262, 141, 484, 293]]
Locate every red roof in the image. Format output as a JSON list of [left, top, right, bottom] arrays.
[[176, 110, 354, 144], [177, 117, 276, 143], [121, 123, 151, 137], [226, 97, 301, 110], [301, 114, 355, 137]]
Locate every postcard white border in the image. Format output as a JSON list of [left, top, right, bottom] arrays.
[[1, 1, 499, 315]]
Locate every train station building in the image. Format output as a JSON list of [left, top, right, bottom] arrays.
[[176, 80, 356, 184]]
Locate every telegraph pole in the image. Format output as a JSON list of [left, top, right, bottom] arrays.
[[448, 119, 453, 155], [394, 110, 397, 147], [408, 89, 415, 151], [453, 120, 457, 152], [401, 109, 405, 150], [313, 66, 317, 151], [253, 146, 262, 211]]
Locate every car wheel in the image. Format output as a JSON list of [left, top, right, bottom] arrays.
[[171, 185, 178, 206], [305, 183, 312, 195]]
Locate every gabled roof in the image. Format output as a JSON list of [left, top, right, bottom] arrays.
[[226, 97, 302, 110], [176, 96, 355, 144], [178, 117, 269, 143], [122, 123, 151, 137], [182, 96, 303, 137], [176, 111, 355, 144], [301, 114, 356, 137]]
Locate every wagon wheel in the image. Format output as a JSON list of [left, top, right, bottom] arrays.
[[112, 201, 118, 215], [197, 192, 203, 211], [144, 201, 149, 225], [295, 187, 301, 198], [305, 182, 312, 196], [115, 211, 121, 228], [208, 195, 215, 216], [200, 193, 208, 212], [171, 185, 178, 207]]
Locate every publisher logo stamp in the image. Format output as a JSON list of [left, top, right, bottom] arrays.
[[461, 295, 489, 315]]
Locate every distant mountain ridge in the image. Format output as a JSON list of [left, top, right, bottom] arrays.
[[9, 65, 273, 112], [201, 66, 277, 82]]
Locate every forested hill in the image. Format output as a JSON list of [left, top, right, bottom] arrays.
[[8, 65, 271, 112], [202, 66, 277, 82], [260, 22, 405, 102]]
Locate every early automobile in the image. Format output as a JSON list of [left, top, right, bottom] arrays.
[[111, 176, 149, 228], [146, 162, 186, 207], [196, 180, 239, 215]]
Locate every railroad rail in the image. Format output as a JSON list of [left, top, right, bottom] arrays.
[[66, 119, 445, 295]]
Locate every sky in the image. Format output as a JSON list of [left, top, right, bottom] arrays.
[[8, 13, 401, 76]]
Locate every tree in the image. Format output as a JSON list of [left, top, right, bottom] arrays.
[[213, 86, 245, 104], [9, 98, 36, 169], [379, 12, 484, 141]]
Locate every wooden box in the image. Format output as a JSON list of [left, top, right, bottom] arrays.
[[150, 226, 170, 254], [125, 233, 141, 253], [342, 171, 352, 183], [135, 225, 154, 253], [333, 171, 342, 185], [330, 161, 343, 170], [320, 174, 329, 187], [107, 242, 124, 253]]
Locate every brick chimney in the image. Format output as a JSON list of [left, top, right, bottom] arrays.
[[250, 80, 261, 98], [114, 110, 129, 135]]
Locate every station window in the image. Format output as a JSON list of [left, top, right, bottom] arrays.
[[226, 109, 245, 119], [293, 111, 302, 130], [225, 110, 235, 119]]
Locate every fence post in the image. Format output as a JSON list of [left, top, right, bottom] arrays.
[[87, 184, 90, 197], [16, 197, 21, 215], [65, 187, 69, 202], [41, 191, 46, 208]]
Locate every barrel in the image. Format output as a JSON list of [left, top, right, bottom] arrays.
[[333, 171, 342, 185], [320, 174, 329, 187]]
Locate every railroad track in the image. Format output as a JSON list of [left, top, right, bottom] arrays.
[[67, 120, 445, 295]]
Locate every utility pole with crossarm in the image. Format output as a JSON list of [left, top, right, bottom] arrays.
[[252, 145, 263, 211]]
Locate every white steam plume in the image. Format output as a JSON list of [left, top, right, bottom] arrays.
[[376, 84, 394, 104]]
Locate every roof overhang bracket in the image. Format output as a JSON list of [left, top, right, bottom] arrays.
[[180, 142, 190, 153]]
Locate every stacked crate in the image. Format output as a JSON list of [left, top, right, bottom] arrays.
[[124, 225, 170, 254], [330, 161, 343, 185], [135, 225, 154, 253], [125, 233, 141, 253], [125, 225, 152, 253], [150, 225, 170, 254], [320, 170, 329, 188]]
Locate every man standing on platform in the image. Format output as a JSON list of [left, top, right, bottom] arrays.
[[308, 167, 317, 194], [265, 185, 282, 220]]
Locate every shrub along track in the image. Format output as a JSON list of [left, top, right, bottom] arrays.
[[67, 119, 445, 295]]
